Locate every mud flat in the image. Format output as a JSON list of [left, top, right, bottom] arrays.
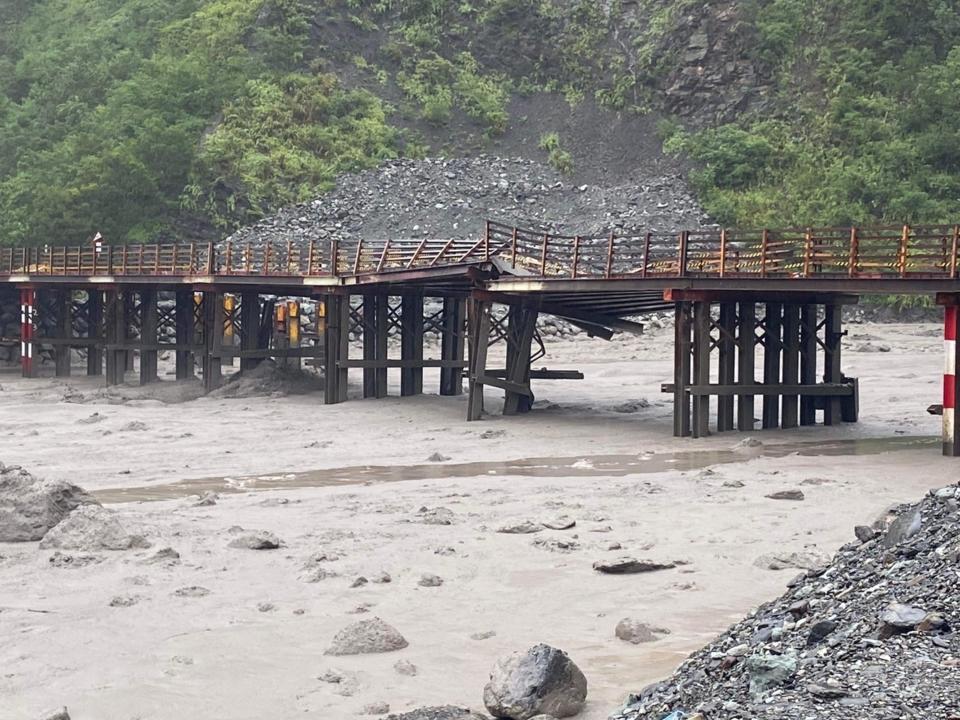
[[0, 322, 952, 719]]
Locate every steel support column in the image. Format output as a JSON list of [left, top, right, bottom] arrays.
[[362, 294, 388, 399], [673, 302, 692, 437], [823, 304, 843, 426], [781, 304, 800, 429], [400, 294, 424, 397], [945, 304, 960, 456], [799, 304, 818, 426], [202, 291, 224, 392], [175, 290, 195, 380], [54, 289, 71, 377], [717, 302, 736, 432], [503, 303, 538, 415], [736, 301, 756, 431], [439, 297, 466, 396], [240, 292, 261, 373], [466, 299, 492, 421], [139, 288, 158, 385], [20, 288, 35, 378], [87, 290, 103, 376], [105, 289, 126, 386], [762, 303, 782, 429], [323, 294, 349, 404]]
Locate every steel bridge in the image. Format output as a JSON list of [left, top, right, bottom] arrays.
[[3, 220, 960, 456]]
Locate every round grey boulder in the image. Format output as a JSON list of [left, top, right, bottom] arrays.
[[483, 644, 587, 719], [325, 617, 408, 656]]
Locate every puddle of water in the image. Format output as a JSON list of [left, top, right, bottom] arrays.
[[94, 435, 938, 504]]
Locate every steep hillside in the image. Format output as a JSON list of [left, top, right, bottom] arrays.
[[0, 1, 958, 246]]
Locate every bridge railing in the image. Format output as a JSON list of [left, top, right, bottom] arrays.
[[2, 222, 958, 280], [485, 220, 960, 280]]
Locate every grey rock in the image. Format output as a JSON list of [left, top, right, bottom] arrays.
[[109, 594, 140, 608], [879, 602, 926, 637], [41, 709, 70, 720], [806, 619, 837, 645], [173, 585, 210, 598], [418, 573, 443, 587], [228, 531, 280, 550], [39, 505, 150, 551], [483, 644, 587, 719], [807, 683, 849, 699], [394, 659, 418, 676], [541, 515, 576, 530], [745, 653, 797, 697], [362, 702, 390, 715], [497, 520, 542, 534], [593, 557, 675, 574], [325, 617, 409, 655], [765, 489, 805, 501], [615, 618, 670, 644], [854, 525, 877, 543], [883, 508, 921, 548], [0, 468, 98, 542]]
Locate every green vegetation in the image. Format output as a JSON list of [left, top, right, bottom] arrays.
[[664, 0, 960, 228], [538, 132, 574, 176], [2, 0, 959, 244]]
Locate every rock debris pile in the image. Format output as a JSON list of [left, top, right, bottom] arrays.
[[226, 157, 707, 250], [612, 483, 960, 720]]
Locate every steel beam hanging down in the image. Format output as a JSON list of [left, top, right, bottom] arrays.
[[466, 299, 493, 421]]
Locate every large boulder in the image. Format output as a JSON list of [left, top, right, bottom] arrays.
[[483, 644, 587, 719], [325, 618, 409, 656], [39, 505, 150, 551], [0, 466, 98, 542]]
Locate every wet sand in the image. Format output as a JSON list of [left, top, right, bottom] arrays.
[[0, 321, 951, 719]]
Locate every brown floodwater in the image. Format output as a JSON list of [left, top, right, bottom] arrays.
[[94, 435, 938, 504]]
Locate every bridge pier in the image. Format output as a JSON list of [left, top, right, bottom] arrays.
[[361, 294, 389, 399], [668, 293, 858, 437], [138, 289, 159, 385], [938, 295, 960, 456], [439, 297, 466, 396], [86, 290, 103, 376], [201, 290, 224, 392], [323, 293, 349, 404], [19, 288, 36, 378], [401, 294, 424, 397], [104, 289, 127, 386], [239, 292, 262, 373], [175, 290, 196, 380]]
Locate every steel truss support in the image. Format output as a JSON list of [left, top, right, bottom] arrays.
[[671, 299, 857, 436]]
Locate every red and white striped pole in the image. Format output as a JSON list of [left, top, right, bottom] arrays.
[[945, 303, 960, 456], [20, 287, 35, 378]]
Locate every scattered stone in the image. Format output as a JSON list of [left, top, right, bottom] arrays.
[[471, 630, 497, 641], [532, 537, 580, 553], [193, 491, 218, 507], [882, 507, 922, 548], [480, 429, 506, 439], [541, 515, 576, 530], [806, 683, 849, 699], [612, 399, 650, 413], [394, 659, 418, 676], [483, 644, 587, 720], [426, 452, 450, 463], [228, 531, 280, 550], [879, 602, 927, 638], [76, 413, 103, 424], [109, 594, 140, 608], [47, 551, 102, 568], [418, 573, 443, 587], [615, 619, 670, 644], [385, 708, 487, 720], [325, 617, 409, 655], [722, 479, 745, 488], [416, 506, 455, 525], [806, 619, 837, 645], [732, 437, 762, 449], [745, 653, 798, 697], [119, 421, 148, 432], [497, 520, 542, 534], [593, 557, 675, 574], [257, 602, 276, 612], [351, 576, 369, 588], [173, 586, 210, 598], [142, 547, 181, 565], [753, 549, 828, 571], [39, 505, 150, 551], [372, 571, 392, 584], [0, 467, 99, 542], [854, 525, 877, 543], [765, 489, 805, 501], [362, 701, 390, 715], [613, 488, 959, 720]]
